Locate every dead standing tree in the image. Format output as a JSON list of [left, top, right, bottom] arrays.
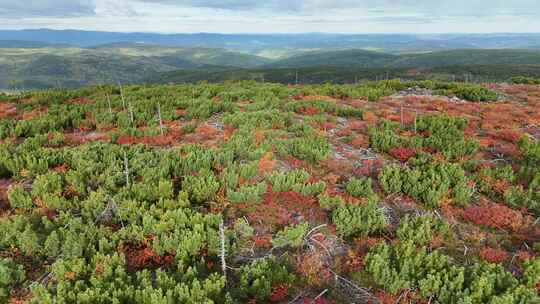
[[157, 102, 164, 136]]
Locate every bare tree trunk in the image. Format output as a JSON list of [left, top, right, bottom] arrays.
[[157, 102, 164, 136], [219, 220, 227, 281], [129, 105, 134, 125], [124, 152, 130, 187], [106, 93, 112, 114], [119, 83, 126, 110]]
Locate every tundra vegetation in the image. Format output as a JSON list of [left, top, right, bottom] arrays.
[[0, 80, 539, 303]]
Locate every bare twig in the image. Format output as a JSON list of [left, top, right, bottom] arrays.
[[219, 219, 227, 281], [124, 152, 130, 187], [96, 197, 117, 225], [305, 224, 327, 239], [328, 268, 379, 304], [157, 102, 164, 136], [118, 82, 126, 110], [395, 288, 411, 304], [106, 93, 112, 114], [129, 105, 134, 125]]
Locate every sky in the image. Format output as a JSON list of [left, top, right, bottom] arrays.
[[0, 0, 538, 33]]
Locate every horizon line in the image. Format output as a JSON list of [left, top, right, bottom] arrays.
[[2, 28, 540, 36]]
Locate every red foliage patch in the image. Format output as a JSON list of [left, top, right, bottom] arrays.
[[119, 242, 175, 271], [479, 247, 508, 264], [196, 124, 219, 140], [362, 111, 378, 124], [243, 189, 326, 228], [336, 128, 352, 137], [269, 284, 290, 302], [516, 250, 533, 263], [389, 147, 416, 162], [257, 153, 276, 175], [496, 129, 523, 143], [252, 234, 273, 249], [139, 135, 175, 146], [295, 251, 333, 287], [463, 202, 524, 231], [348, 120, 367, 131], [342, 249, 364, 274], [285, 156, 309, 170], [0, 103, 18, 119], [52, 164, 70, 174], [349, 135, 369, 149], [298, 106, 320, 115], [376, 292, 399, 304], [116, 135, 137, 145], [352, 159, 383, 177]]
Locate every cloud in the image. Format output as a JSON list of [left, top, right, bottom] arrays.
[[138, 0, 539, 16], [141, 0, 304, 11], [0, 0, 538, 33], [0, 0, 96, 18]]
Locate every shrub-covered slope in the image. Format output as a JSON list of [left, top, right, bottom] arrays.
[[0, 80, 539, 303]]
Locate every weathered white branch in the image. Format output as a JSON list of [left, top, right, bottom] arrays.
[[157, 102, 164, 136], [124, 152, 130, 187], [219, 219, 227, 281]]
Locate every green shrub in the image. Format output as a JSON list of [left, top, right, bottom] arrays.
[[365, 241, 538, 303], [397, 214, 449, 246], [227, 182, 267, 204], [522, 257, 540, 289], [268, 169, 310, 193], [182, 169, 220, 204], [0, 258, 25, 302], [345, 177, 377, 201], [272, 222, 308, 248], [7, 185, 33, 209], [289, 135, 329, 163], [379, 158, 472, 208], [332, 201, 387, 237], [237, 257, 295, 301]]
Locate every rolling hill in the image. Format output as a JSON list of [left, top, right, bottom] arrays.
[[266, 49, 397, 69], [0, 44, 269, 89], [390, 49, 540, 68], [268, 49, 540, 69], [2, 44, 540, 89]]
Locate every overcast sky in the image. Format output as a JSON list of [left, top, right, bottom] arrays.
[[0, 0, 538, 33]]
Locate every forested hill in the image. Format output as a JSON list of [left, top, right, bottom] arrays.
[[2, 44, 540, 90]]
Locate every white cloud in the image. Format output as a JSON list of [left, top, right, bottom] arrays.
[[0, 0, 538, 33], [0, 0, 95, 18]]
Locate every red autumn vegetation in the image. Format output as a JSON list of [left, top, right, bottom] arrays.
[[245, 190, 326, 227], [479, 247, 508, 264], [462, 202, 524, 231], [389, 147, 416, 162], [269, 284, 290, 302], [295, 251, 333, 287], [196, 124, 219, 140], [119, 242, 175, 271]]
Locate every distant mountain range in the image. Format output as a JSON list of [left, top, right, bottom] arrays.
[[1, 30, 540, 89], [1, 30, 540, 55]]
